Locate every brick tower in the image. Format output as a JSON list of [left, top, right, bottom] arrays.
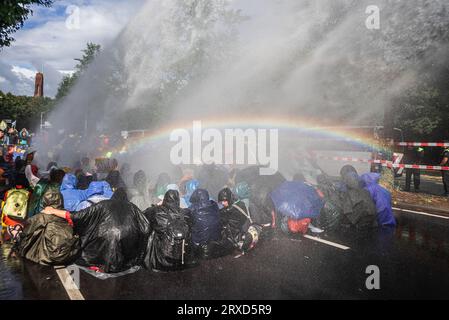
[[34, 72, 44, 97]]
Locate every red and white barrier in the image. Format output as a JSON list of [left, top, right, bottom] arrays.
[[311, 155, 449, 171], [397, 142, 449, 147]]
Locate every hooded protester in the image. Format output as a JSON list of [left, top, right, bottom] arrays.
[[143, 190, 193, 271], [189, 189, 231, 259], [128, 170, 151, 211], [28, 169, 66, 218], [270, 181, 324, 235], [75, 181, 114, 211], [182, 179, 199, 208], [14, 187, 80, 266], [60, 174, 88, 211], [339, 166, 378, 231], [360, 173, 396, 227], [76, 157, 96, 190], [165, 184, 188, 208], [235, 166, 286, 228], [105, 170, 127, 192], [42, 191, 150, 273], [218, 187, 261, 253], [314, 174, 344, 232]]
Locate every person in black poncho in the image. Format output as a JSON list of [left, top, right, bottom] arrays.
[[42, 188, 150, 273], [143, 189, 194, 271]]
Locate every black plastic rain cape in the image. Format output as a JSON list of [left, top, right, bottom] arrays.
[[339, 171, 378, 230], [143, 190, 193, 271], [71, 198, 150, 273], [18, 190, 80, 265]]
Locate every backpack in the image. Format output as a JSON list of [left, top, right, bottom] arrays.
[[280, 216, 311, 235], [231, 203, 262, 251], [2, 188, 30, 221], [162, 213, 190, 266]]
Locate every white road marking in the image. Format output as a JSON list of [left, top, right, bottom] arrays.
[[393, 207, 449, 220], [55, 267, 85, 300], [303, 235, 351, 250]]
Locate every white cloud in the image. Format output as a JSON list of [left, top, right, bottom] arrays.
[[0, 0, 144, 96], [12, 66, 36, 80]]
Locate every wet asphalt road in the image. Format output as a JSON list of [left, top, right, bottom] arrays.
[[2, 209, 449, 300]]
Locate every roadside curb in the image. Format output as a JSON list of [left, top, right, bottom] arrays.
[[394, 201, 449, 216]]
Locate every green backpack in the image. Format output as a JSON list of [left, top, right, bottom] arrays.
[[2, 188, 30, 221]]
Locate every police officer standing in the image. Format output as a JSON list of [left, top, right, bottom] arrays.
[[404, 146, 424, 192], [440, 147, 449, 196]]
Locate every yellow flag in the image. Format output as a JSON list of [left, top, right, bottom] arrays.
[[0, 121, 7, 131]]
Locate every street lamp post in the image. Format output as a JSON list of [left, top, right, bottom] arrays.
[[40, 112, 44, 132]]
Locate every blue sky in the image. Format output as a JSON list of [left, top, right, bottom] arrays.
[[0, 0, 145, 97], [0, 0, 265, 97]]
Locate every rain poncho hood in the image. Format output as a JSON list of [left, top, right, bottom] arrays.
[[162, 189, 181, 212], [218, 188, 237, 205], [85, 181, 114, 198], [75, 181, 114, 211], [360, 173, 396, 226], [339, 167, 378, 230], [60, 174, 88, 211], [183, 179, 199, 207]]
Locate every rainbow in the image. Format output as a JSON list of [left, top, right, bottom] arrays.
[[105, 115, 383, 158]]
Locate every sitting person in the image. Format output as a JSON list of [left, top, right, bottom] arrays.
[[12, 188, 80, 266], [360, 173, 396, 227], [143, 190, 193, 271], [218, 187, 261, 254], [189, 189, 232, 259], [42, 189, 150, 273], [60, 174, 88, 211], [339, 165, 378, 231], [166, 184, 188, 208], [181, 179, 199, 208], [128, 170, 151, 211], [28, 168, 66, 218], [105, 159, 127, 192], [75, 157, 96, 190], [314, 174, 344, 232]]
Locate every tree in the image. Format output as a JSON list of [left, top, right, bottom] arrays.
[[55, 42, 101, 101], [0, 0, 53, 48], [0, 90, 54, 129]]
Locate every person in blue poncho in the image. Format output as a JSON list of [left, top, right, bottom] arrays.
[[60, 174, 88, 211], [360, 173, 396, 227], [75, 180, 114, 211], [270, 181, 324, 222], [182, 179, 199, 208]]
